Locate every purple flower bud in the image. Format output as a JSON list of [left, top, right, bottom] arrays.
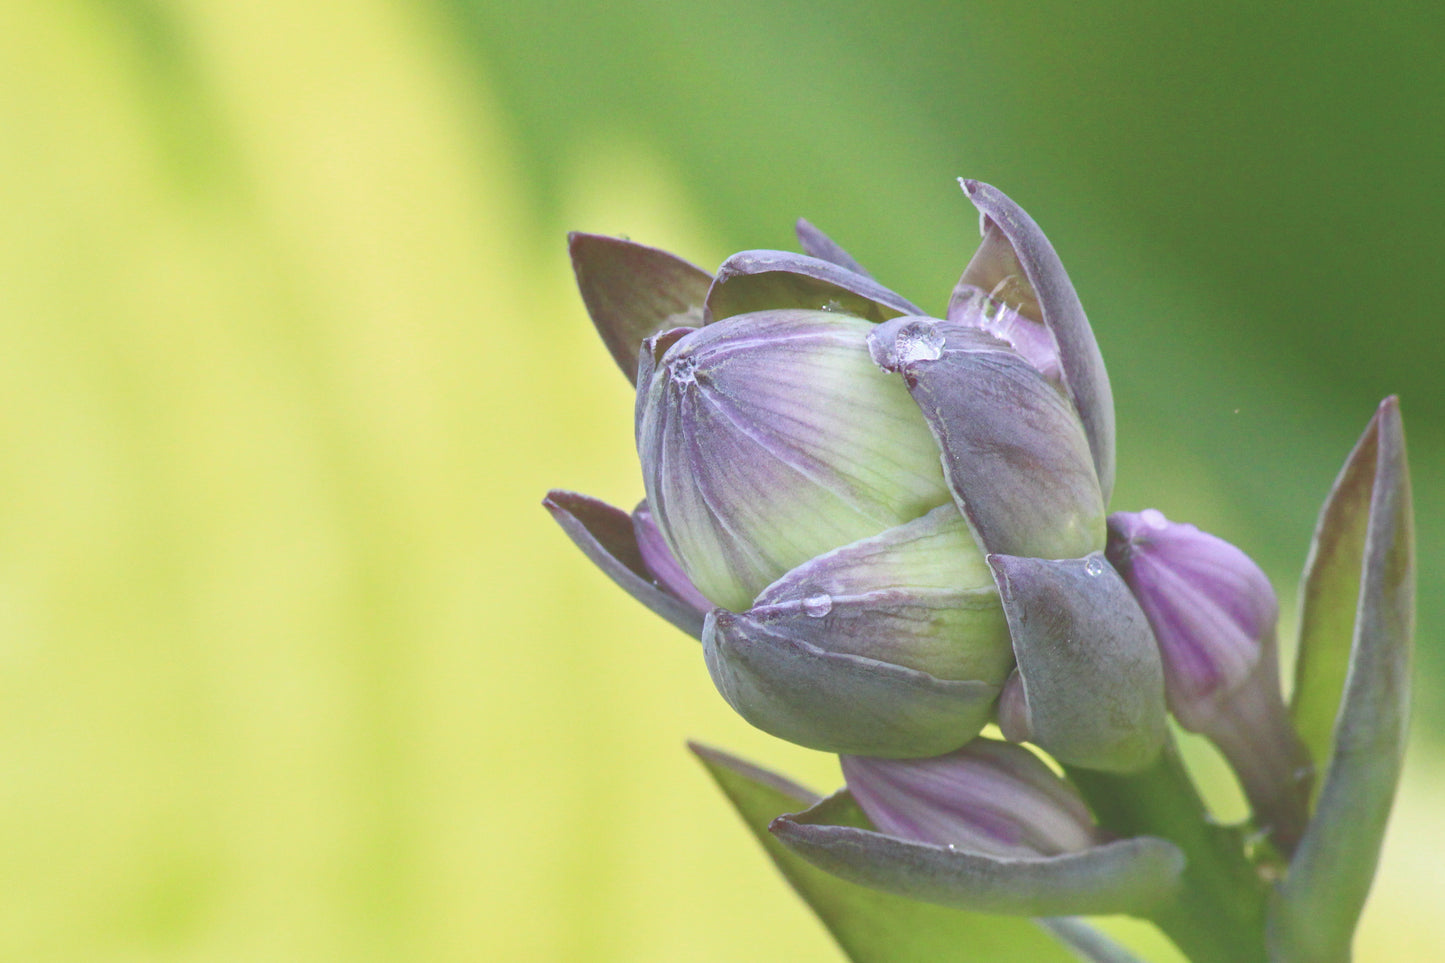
[[1105, 509, 1275, 731], [636, 309, 953, 611], [1107, 509, 1311, 849], [842, 740, 1102, 859], [553, 184, 1170, 768]]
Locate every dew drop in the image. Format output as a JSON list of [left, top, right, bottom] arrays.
[[1084, 556, 1105, 577], [801, 594, 833, 618], [819, 298, 843, 312], [945, 843, 957, 852], [892, 319, 945, 363]]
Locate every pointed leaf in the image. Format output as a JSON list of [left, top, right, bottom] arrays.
[[771, 788, 1183, 918], [796, 218, 873, 278], [704, 249, 922, 324], [989, 553, 1167, 773], [702, 607, 998, 757], [959, 180, 1116, 500], [542, 490, 707, 638], [691, 743, 1113, 963], [568, 233, 712, 384], [1270, 397, 1414, 963]]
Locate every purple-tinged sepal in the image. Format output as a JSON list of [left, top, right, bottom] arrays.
[[868, 316, 1106, 561], [1270, 398, 1414, 961], [770, 754, 1184, 917], [701, 504, 1011, 757], [632, 500, 714, 616], [989, 553, 1167, 772], [1106, 509, 1310, 850], [568, 233, 712, 384], [637, 310, 952, 611], [958, 181, 1115, 501], [795, 218, 873, 278], [841, 740, 1102, 859], [704, 249, 922, 325], [542, 491, 710, 639]]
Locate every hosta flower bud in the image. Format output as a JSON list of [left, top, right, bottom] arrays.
[[842, 740, 1103, 859], [1106, 508, 1311, 848], [637, 309, 954, 612], [551, 182, 1167, 771], [1105, 509, 1276, 732]]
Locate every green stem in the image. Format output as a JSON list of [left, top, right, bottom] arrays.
[[1066, 740, 1269, 963]]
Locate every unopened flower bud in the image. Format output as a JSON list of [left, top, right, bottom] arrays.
[[1105, 509, 1275, 732], [1107, 508, 1311, 849], [842, 739, 1102, 859], [637, 309, 953, 611]]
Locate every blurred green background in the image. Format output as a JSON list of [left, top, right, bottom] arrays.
[[1, 0, 1440, 959]]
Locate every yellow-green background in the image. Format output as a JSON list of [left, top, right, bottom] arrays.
[[2, 1, 1441, 959]]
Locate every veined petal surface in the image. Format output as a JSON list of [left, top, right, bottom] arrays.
[[748, 504, 1012, 683], [638, 310, 953, 611], [868, 316, 1105, 561]]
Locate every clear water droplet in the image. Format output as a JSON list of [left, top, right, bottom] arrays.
[[819, 298, 843, 312], [893, 319, 945, 363], [945, 843, 957, 852], [1084, 557, 1105, 577], [1140, 508, 1169, 531], [801, 594, 833, 618]]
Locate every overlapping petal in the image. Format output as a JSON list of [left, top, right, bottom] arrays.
[[958, 181, 1115, 500], [704, 249, 922, 324], [989, 553, 1167, 772], [868, 316, 1106, 561]]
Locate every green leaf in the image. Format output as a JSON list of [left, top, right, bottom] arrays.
[[1270, 398, 1415, 962], [691, 742, 1140, 963]]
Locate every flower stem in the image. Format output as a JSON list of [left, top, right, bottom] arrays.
[[1066, 739, 1269, 963]]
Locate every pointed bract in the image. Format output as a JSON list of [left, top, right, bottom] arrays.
[[568, 233, 712, 384], [958, 181, 1116, 500], [704, 249, 922, 325], [1270, 398, 1414, 962], [691, 742, 1116, 963], [542, 490, 708, 638], [990, 553, 1167, 772], [771, 788, 1183, 917]]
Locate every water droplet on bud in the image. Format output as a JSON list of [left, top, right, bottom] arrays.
[[801, 593, 833, 618], [892, 319, 945, 363], [820, 299, 843, 312], [1084, 557, 1105, 577]]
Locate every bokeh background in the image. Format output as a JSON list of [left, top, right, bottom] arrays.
[[2, 1, 1441, 959]]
